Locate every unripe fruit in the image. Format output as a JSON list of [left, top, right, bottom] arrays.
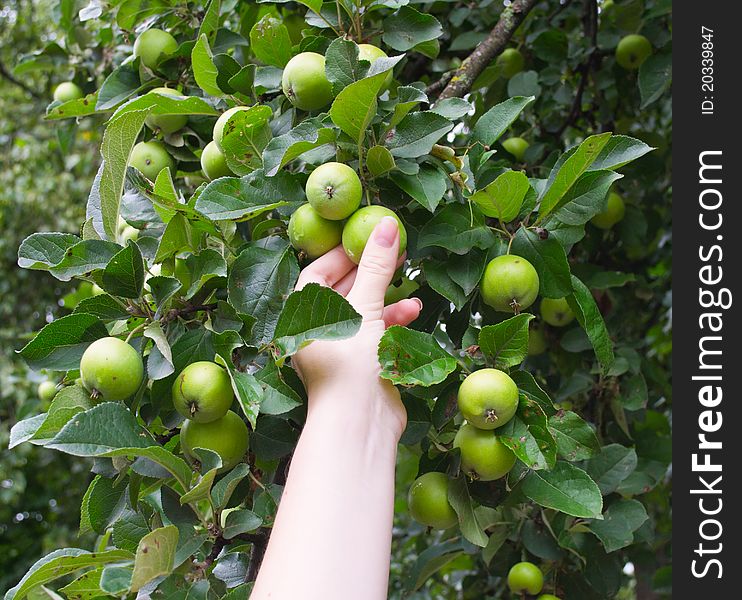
[[180, 410, 249, 471], [288, 203, 343, 259], [200, 140, 234, 181], [133, 28, 178, 69], [496, 48, 525, 79], [120, 225, 139, 243], [144, 88, 188, 135], [507, 562, 544, 595], [537, 595, 562, 600], [38, 381, 57, 404], [53, 82, 83, 103], [358, 43, 393, 90], [306, 162, 362, 220], [342, 205, 407, 264], [540, 297, 575, 327], [615, 34, 652, 70], [457, 368, 519, 430], [129, 141, 174, 181], [528, 324, 548, 356], [502, 137, 529, 161], [80, 337, 144, 401], [591, 191, 626, 229], [281, 52, 333, 111], [172, 361, 234, 423], [454, 423, 516, 481], [480, 254, 540, 313], [213, 106, 252, 151], [407, 472, 458, 529]]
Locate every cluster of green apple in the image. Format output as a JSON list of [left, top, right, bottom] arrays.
[[73, 337, 246, 472], [507, 561, 559, 599]]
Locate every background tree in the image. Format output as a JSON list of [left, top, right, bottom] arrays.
[[2, 0, 671, 598]]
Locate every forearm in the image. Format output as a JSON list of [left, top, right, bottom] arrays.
[[251, 389, 401, 600]]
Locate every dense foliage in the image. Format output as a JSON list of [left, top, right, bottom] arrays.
[[3, 0, 672, 598]]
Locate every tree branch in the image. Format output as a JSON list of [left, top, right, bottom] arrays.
[[435, 0, 539, 101], [0, 60, 41, 99]]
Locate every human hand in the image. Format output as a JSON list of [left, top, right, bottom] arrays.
[[292, 216, 422, 439]]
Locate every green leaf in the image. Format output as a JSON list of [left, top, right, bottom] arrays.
[[17, 232, 80, 270], [101, 241, 145, 298], [470, 170, 530, 222], [588, 135, 654, 171], [113, 90, 219, 120], [478, 314, 534, 369], [567, 275, 614, 372], [585, 443, 638, 495], [330, 72, 387, 144], [447, 477, 487, 547], [99, 565, 133, 595], [391, 164, 447, 212], [74, 294, 131, 321], [498, 396, 556, 470], [382, 6, 443, 51], [378, 326, 458, 386], [404, 540, 462, 592], [510, 370, 555, 415], [250, 15, 293, 68], [548, 410, 600, 461], [521, 461, 603, 518], [45, 92, 100, 120], [417, 203, 496, 255], [4, 548, 133, 600], [129, 526, 179, 593], [387, 112, 453, 159], [537, 132, 612, 219], [198, 0, 222, 43], [31, 385, 94, 442], [272, 283, 362, 359], [639, 52, 672, 108], [180, 469, 218, 505], [325, 37, 363, 94], [589, 499, 648, 552], [84, 476, 127, 535], [94, 110, 149, 239], [254, 359, 302, 416], [262, 118, 337, 176], [228, 241, 299, 346], [8, 414, 47, 449], [471, 96, 535, 146], [366, 145, 396, 176], [192, 34, 223, 97], [18, 314, 107, 371], [424, 260, 468, 311], [95, 61, 143, 111], [194, 170, 296, 221], [48, 240, 121, 281], [212, 464, 251, 511], [511, 227, 572, 298], [58, 568, 105, 600], [551, 170, 623, 226], [223, 509, 263, 539], [220, 105, 273, 176]]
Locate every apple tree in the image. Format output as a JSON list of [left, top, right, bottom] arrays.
[[5, 0, 672, 598]]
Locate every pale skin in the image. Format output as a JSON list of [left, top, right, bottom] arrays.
[[251, 217, 421, 600]]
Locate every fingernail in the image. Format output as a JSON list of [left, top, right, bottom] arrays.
[[411, 297, 423, 310], [373, 216, 398, 248]]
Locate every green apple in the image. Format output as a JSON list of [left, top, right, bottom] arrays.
[[53, 82, 83, 103], [38, 381, 57, 404], [591, 191, 626, 229], [120, 225, 139, 243], [407, 472, 458, 530], [457, 368, 519, 430], [528, 324, 548, 356], [342, 205, 407, 264], [480, 254, 540, 313], [213, 106, 252, 151], [502, 137, 529, 161], [540, 297, 575, 327], [281, 52, 334, 111], [200, 141, 234, 181], [496, 48, 525, 79], [80, 337, 144, 401], [615, 34, 652, 70], [129, 141, 174, 181], [454, 423, 516, 481], [288, 203, 344, 259], [306, 162, 362, 220], [144, 88, 188, 135], [172, 361, 234, 423], [133, 28, 178, 69], [507, 561, 544, 595], [180, 410, 249, 471], [358, 43, 393, 90], [537, 595, 562, 600]]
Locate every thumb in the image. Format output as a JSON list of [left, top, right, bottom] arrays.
[[346, 216, 400, 321]]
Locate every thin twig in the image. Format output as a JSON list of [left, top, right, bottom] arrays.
[[0, 60, 41, 98], [436, 0, 539, 101]]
